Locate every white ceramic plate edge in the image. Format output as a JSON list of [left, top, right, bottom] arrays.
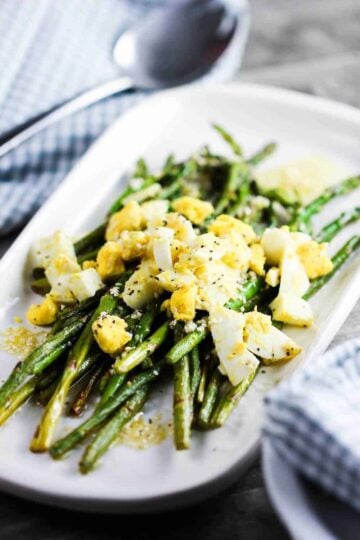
[[0, 83, 359, 512]]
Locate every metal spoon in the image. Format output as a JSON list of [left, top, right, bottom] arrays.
[[0, 0, 238, 158]]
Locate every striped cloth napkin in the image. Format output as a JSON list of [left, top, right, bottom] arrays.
[[0, 0, 249, 235], [264, 338, 360, 511]]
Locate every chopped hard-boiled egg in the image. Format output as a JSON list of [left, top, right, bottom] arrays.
[[244, 311, 302, 363], [270, 293, 314, 327], [105, 200, 144, 241], [249, 244, 266, 276], [26, 296, 59, 326], [45, 254, 80, 279], [180, 233, 228, 268], [45, 254, 81, 303], [297, 240, 333, 279], [123, 259, 162, 309], [141, 200, 169, 228], [209, 305, 259, 386], [117, 230, 149, 260], [164, 213, 196, 243], [209, 214, 257, 245], [68, 268, 104, 301], [96, 241, 125, 281], [265, 267, 280, 287], [260, 227, 293, 266], [170, 284, 197, 321], [195, 261, 242, 311], [156, 268, 196, 292], [222, 235, 252, 271], [92, 314, 132, 355], [30, 231, 76, 269], [153, 236, 173, 271], [291, 231, 312, 247], [279, 246, 309, 297], [172, 196, 214, 225]]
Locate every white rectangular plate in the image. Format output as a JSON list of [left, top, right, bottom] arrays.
[[0, 83, 359, 513]]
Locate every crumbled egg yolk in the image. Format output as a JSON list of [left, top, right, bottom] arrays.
[[96, 241, 125, 281], [297, 241, 333, 279], [26, 296, 59, 326], [118, 230, 149, 260], [160, 299, 171, 315], [105, 200, 144, 241], [170, 284, 197, 321], [92, 314, 132, 355], [249, 244, 266, 276], [0, 326, 47, 359], [82, 260, 97, 270], [172, 196, 214, 225], [209, 214, 257, 245]]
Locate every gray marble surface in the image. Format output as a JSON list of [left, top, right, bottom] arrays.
[[0, 0, 359, 538]]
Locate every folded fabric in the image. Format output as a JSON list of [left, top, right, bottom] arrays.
[[0, 0, 249, 235], [264, 338, 360, 511]]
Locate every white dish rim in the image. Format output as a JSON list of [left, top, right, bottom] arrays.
[[0, 82, 359, 512]]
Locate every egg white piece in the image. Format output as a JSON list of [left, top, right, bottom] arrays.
[[209, 305, 259, 386], [68, 268, 103, 302]]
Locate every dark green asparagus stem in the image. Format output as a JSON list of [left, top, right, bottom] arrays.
[[159, 179, 181, 200], [114, 322, 169, 373], [190, 346, 201, 399], [77, 248, 99, 264], [0, 377, 37, 426], [173, 354, 192, 450], [226, 277, 265, 312], [30, 295, 117, 451], [70, 365, 105, 416], [50, 360, 164, 459], [74, 224, 106, 255], [316, 207, 360, 243], [96, 373, 127, 410], [213, 124, 243, 158], [247, 142, 277, 167], [197, 363, 208, 404], [226, 178, 251, 216], [214, 162, 248, 216], [36, 352, 104, 406], [290, 176, 360, 233], [108, 177, 156, 216], [211, 366, 259, 427], [0, 318, 87, 407], [79, 386, 150, 474], [304, 235, 360, 299], [166, 323, 208, 365], [172, 326, 192, 450], [197, 368, 223, 428], [31, 276, 51, 295]]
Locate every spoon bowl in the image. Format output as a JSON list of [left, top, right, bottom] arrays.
[[113, 0, 236, 89]]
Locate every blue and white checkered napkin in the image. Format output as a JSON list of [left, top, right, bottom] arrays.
[[264, 338, 360, 511], [0, 0, 249, 236]]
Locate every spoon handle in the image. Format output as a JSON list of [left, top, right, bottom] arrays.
[[0, 77, 134, 159]]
